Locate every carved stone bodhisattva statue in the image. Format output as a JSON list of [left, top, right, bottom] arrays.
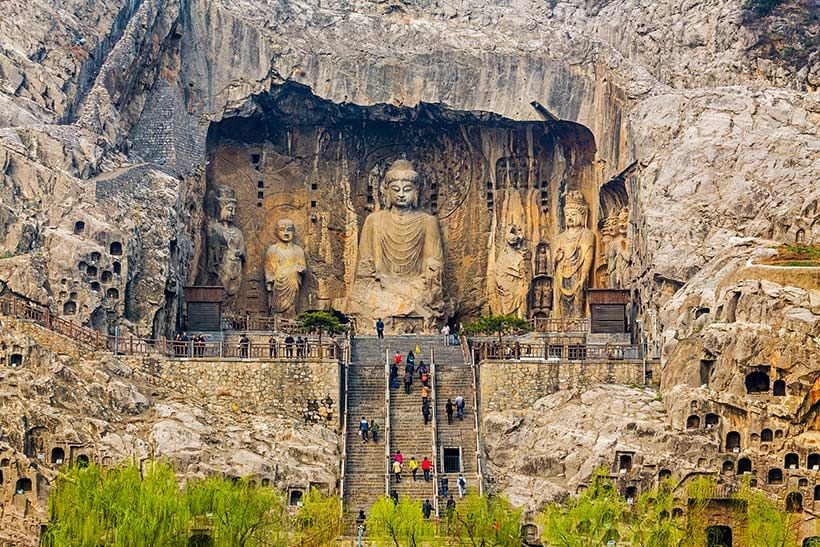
[[347, 159, 445, 330], [491, 226, 530, 318], [264, 219, 306, 317], [205, 186, 245, 297], [553, 191, 595, 318]]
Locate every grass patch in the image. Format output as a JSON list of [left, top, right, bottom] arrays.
[[761, 244, 820, 267]]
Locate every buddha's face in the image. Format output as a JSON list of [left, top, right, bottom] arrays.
[[564, 207, 585, 228], [219, 200, 236, 223], [387, 179, 418, 210], [277, 220, 295, 243]]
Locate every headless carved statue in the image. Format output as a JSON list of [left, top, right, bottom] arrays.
[[553, 191, 595, 318], [491, 226, 529, 318], [347, 159, 445, 331], [205, 186, 245, 297], [264, 219, 306, 317]]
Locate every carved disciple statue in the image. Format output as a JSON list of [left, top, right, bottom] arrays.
[[491, 226, 530, 318], [264, 219, 306, 317], [552, 191, 596, 318], [205, 186, 245, 297], [347, 159, 445, 330]]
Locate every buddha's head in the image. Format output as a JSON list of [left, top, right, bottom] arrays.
[[215, 186, 237, 223], [563, 191, 589, 229], [384, 159, 421, 211], [277, 218, 296, 243]]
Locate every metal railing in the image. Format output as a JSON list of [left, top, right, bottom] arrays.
[[463, 335, 484, 496], [1, 293, 103, 348], [221, 314, 302, 332], [472, 340, 641, 362], [338, 331, 352, 516], [384, 347, 392, 496], [430, 346, 440, 517], [530, 317, 590, 333]]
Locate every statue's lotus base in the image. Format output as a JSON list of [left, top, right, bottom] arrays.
[[343, 275, 445, 334]]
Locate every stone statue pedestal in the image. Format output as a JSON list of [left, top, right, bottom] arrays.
[[346, 274, 444, 333]]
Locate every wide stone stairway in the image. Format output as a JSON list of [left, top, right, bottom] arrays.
[[342, 334, 482, 524], [343, 337, 388, 528]]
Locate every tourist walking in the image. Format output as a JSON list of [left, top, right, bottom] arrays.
[[446, 399, 454, 424], [268, 335, 277, 358], [457, 474, 467, 498], [370, 420, 380, 442], [409, 457, 419, 481], [421, 456, 432, 481], [376, 318, 384, 339], [392, 459, 403, 482], [446, 495, 456, 516], [404, 370, 413, 394], [422, 499, 433, 519], [421, 384, 431, 406], [455, 394, 465, 420], [394, 450, 404, 465], [356, 509, 366, 547], [441, 324, 450, 346], [359, 416, 369, 443], [422, 401, 431, 425], [390, 490, 399, 504], [407, 350, 415, 369], [238, 333, 250, 358], [284, 333, 295, 357], [394, 351, 403, 367], [296, 335, 305, 358]]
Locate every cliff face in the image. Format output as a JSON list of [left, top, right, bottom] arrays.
[[0, 0, 818, 538]]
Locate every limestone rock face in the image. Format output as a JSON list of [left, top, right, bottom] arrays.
[[482, 385, 717, 513]]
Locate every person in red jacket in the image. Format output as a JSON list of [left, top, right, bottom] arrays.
[[394, 351, 402, 366], [421, 456, 432, 481]]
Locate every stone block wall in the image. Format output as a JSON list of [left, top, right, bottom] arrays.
[[479, 359, 645, 413], [130, 357, 342, 426]]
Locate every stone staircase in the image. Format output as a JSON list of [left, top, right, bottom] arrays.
[[434, 341, 481, 503], [343, 337, 388, 529], [387, 336, 438, 505]]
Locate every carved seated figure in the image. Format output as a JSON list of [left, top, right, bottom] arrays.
[[346, 159, 445, 331]]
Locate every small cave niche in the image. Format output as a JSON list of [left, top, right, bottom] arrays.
[[90, 251, 101, 262], [805, 538, 820, 547], [90, 282, 101, 292], [786, 492, 803, 513], [814, 485, 820, 501], [773, 380, 786, 396], [189, 534, 213, 547], [10, 353, 24, 367], [106, 288, 119, 300], [705, 413, 719, 427], [113, 261, 121, 274], [24, 427, 48, 458], [800, 478, 809, 487], [63, 301, 77, 315], [624, 485, 637, 500], [261, 478, 270, 487], [706, 525, 732, 547], [73, 221, 85, 235], [775, 429, 784, 439], [737, 458, 752, 475], [796, 228, 806, 243], [0, 469, 3, 483], [51, 447, 65, 464], [110, 241, 123, 255], [768, 468, 784, 484], [672, 507, 684, 518], [617, 453, 633, 473], [686, 415, 701, 429], [808, 453, 820, 470], [101, 270, 113, 283], [1, 458, 9, 466], [722, 460, 734, 473], [700, 359, 715, 387], [522, 523, 539, 543], [288, 488, 304, 506], [725, 431, 741, 451], [15, 478, 32, 494], [785, 453, 800, 469], [697, 457, 708, 468], [78, 260, 88, 272], [745, 370, 770, 393], [250, 153, 261, 164], [659, 468, 672, 481], [690, 400, 699, 410], [75, 454, 90, 468], [761, 429, 774, 442]]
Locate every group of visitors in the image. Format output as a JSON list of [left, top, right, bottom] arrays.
[[390, 350, 431, 396], [440, 324, 461, 346], [173, 332, 207, 357], [358, 416, 381, 443], [444, 395, 466, 424], [391, 450, 432, 482], [266, 333, 306, 358]]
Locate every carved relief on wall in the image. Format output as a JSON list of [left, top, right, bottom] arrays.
[[264, 219, 307, 318], [553, 191, 596, 318], [596, 207, 630, 289], [489, 225, 531, 318], [530, 241, 552, 317], [346, 159, 446, 330], [203, 186, 246, 298]]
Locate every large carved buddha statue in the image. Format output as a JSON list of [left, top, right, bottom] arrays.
[[264, 218, 306, 318], [553, 191, 595, 318], [347, 159, 445, 331], [204, 186, 245, 297]]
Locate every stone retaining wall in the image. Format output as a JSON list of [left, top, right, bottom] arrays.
[[479, 359, 645, 413]]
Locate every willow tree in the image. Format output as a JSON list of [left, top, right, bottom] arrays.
[[449, 492, 523, 547], [366, 496, 438, 547], [733, 482, 801, 547], [291, 487, 343, 546]]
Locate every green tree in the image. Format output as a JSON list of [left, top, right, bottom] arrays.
[[627, 478, 688, 547], [291, 487, 343, 546], [43, 461, 189, 546], [366, 496, 437, 547], [462, 314, 532, 346], [539, 470, 628, 547], [186, 476, 289, 546], [733, 482, 800, 547], [297, 310, 347, 345], [449, 492, 523, 546]]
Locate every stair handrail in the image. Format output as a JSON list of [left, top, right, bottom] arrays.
[[464, 334, 485, 495], [338, 332, 352, 517], [430, 345, 440, 517], [384, 346, 391, 497]]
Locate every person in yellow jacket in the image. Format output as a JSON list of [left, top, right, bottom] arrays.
[[408, 456, 420, 481]]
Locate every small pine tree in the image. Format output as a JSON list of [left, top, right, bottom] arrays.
[[462, 314, 532, 346]]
